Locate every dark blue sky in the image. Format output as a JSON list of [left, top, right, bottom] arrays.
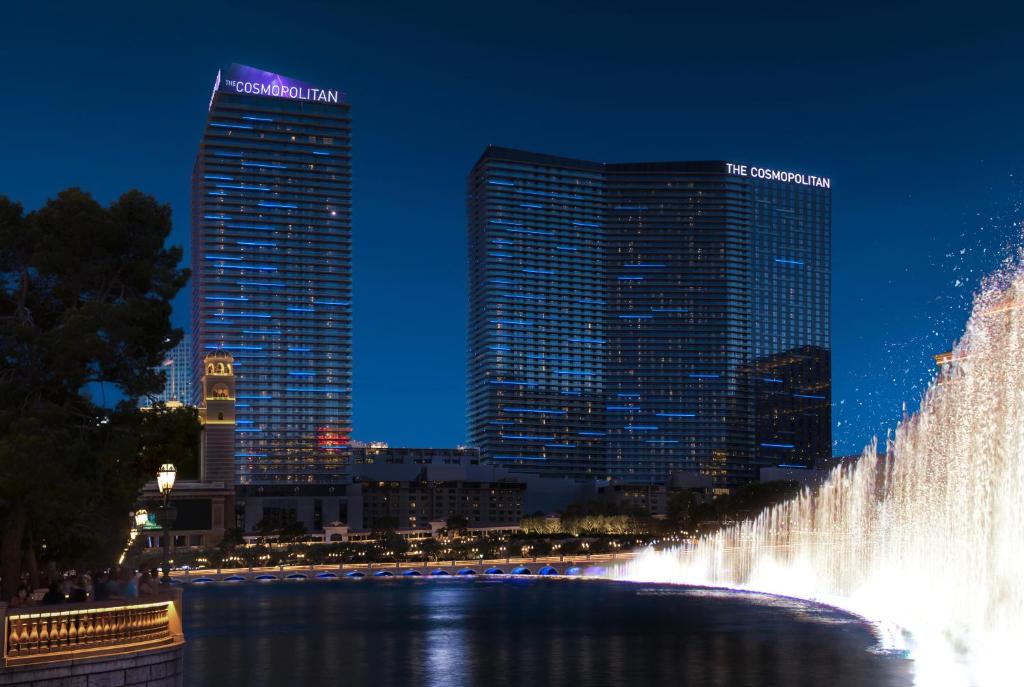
[[3, 1, 1022, 453]]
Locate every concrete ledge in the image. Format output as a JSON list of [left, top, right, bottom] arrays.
[[0, 643, 183, 687]]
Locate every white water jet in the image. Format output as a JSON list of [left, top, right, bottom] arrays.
[[615, 260, 1024, 687]]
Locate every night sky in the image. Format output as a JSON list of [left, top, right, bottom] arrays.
[[3, 1, 1023, 454]]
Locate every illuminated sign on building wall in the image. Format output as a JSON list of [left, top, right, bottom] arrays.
[[217, 63, 343, 104], [726, 162, 831, 189]]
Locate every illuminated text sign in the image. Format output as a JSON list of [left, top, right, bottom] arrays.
[[726, 163, 831, 189]]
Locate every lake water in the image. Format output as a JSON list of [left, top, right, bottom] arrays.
[[183, 578, 914, 686]]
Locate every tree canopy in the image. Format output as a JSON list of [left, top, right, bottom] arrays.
[[0, 188, 190, 598]]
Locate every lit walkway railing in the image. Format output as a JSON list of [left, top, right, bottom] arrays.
[[2, 590, 183, 667]]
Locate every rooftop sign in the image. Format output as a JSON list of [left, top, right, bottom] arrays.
[[216, 63, 343, 104], [726, 163, 830, 189]]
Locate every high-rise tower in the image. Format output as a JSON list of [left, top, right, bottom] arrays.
[[468, 147, 831, 487], [192, 64, 352, 484], [467, 148, 607, 477]]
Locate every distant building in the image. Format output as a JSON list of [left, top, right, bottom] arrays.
[[141, 337, 192, 406], [352, 444, 481, 468], [748, 345, 831, 470], [597, 483, 668, 517], [468, 146, 832, 487], [191, 63, 353, 485], [346, 445, 523, 530], [350, 475, 525, 531]]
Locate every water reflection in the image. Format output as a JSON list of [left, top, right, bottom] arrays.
[[184, 579, 913, 686]]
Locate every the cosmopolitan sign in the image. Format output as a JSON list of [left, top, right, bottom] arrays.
[[726, 163, 831, 189], [217, 63, 343, 104]]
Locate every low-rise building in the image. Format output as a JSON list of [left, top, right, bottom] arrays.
[[597, 483, 668, 517], [350, 474, 525, 530]]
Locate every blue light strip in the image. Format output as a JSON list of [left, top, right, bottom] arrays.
[[506, 228, 555, 236], [492, 455, 546, 461], [285, 387, 346, 393], [501, 293, 545, 301], [217, 184, 271, 193]]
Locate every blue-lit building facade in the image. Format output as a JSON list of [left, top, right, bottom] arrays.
[[191, 64, 351, 485], [468, 148, 830, 486], [467, 149, 607, 478], [141, 336, 192, 406]]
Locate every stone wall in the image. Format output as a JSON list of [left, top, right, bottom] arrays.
[[0, 643, 184, 687]]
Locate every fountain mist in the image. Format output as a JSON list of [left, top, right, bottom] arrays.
[[615, 261, 1024, 687]]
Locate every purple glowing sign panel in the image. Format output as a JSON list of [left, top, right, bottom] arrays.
[[217, 64, 344, 104]]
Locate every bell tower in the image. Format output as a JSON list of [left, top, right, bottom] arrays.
[[200, 350, 236, 485]]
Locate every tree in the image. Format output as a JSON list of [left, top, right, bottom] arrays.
[[445, 514, 469, 533], [0, 189, 188, 599], [666, 490, 702, 530], [137, 404, 201, 480], [279, 520, 308, 542]]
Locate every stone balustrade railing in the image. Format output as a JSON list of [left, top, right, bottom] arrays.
[[1, 590, 184, 668]]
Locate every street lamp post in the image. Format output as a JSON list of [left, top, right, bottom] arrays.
[[156, 463, 177, 586]]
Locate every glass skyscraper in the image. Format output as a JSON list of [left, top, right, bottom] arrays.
[[191, 64, 351, 485], [143, 337, 192, 406], [468, 147, 830, 486], [467, 149, 607, 478]]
